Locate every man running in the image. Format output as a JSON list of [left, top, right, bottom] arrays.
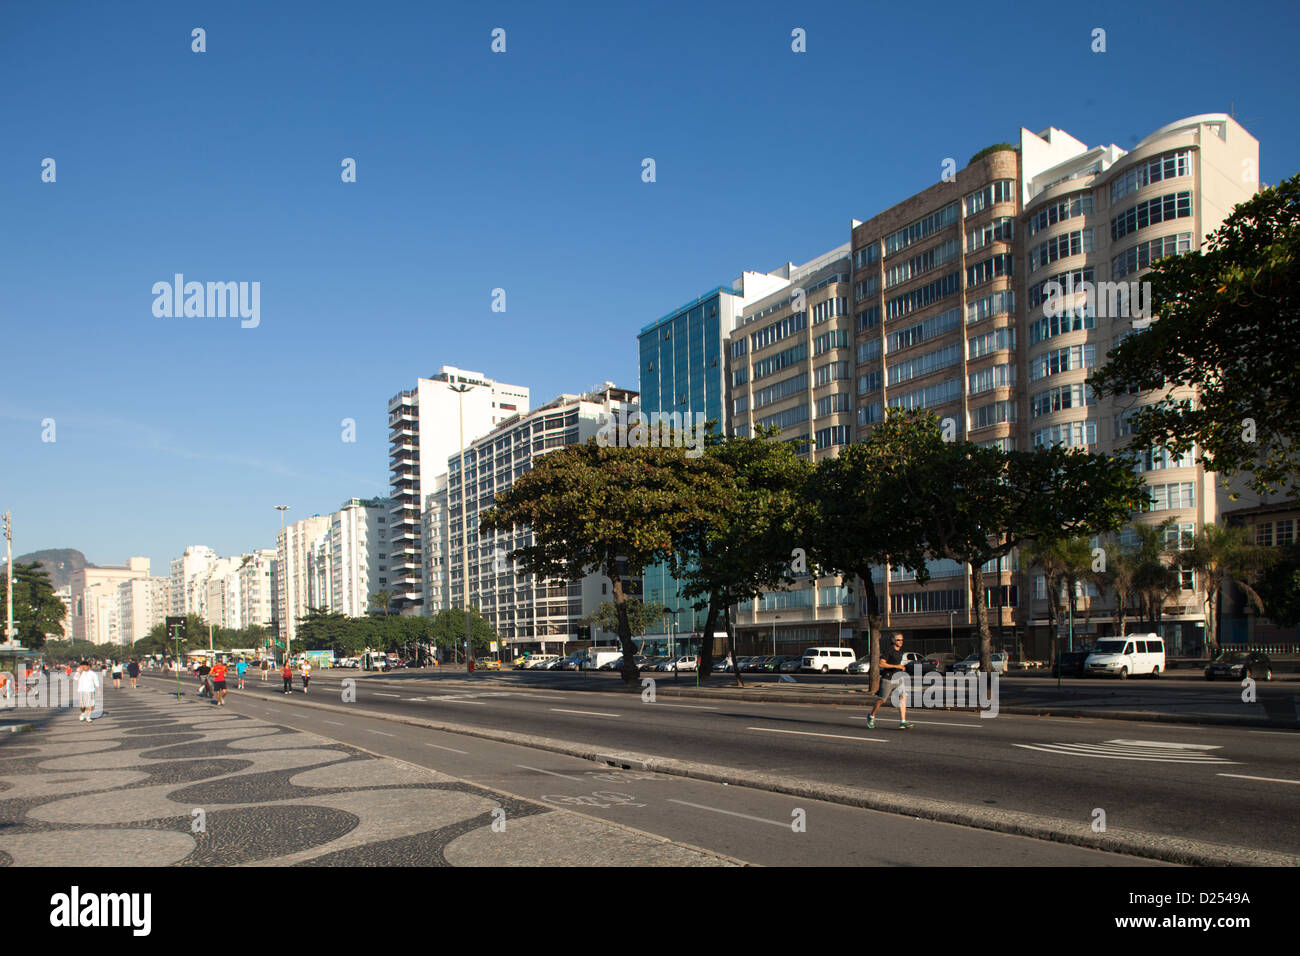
[[76, 660, 101, 723], [866, 632, 915, 730], [235, 658, 247, 690], [281, 660, 293, 694], [210, 659, 228, 706], [127, 659, 140, 689], [300, 658, 311, 694]]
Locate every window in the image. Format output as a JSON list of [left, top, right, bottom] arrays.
[[815, 426, 851, 449], [756, 405, 810, 431], [970, 400, 1017, 430], [814, 361, 850, 386], [857, 306, 881, 332], [968, 363, 1016, 395], [857, 401, 883, 426], [1112, 232, 1193, 279], [812, 297, 848, 324], [891, 589, 963, 614], [884, 201, 960, 256], [1277, 519, 1295, 545], [968, 327, 1015, 360], [966, 217, 1014, 252], [967, 290, 1014, 325], [857, 370, 883, 395], [964, 180, 1016, 217], [1028, 344, 1096, 382], [888, 306, 962, 353], [1029, 229, 1094, 272], [1165, 523, 1195, 550], [1028, 305, 1094, 344], [753, 343, 807, 381], [729, 339, 747, 358], [814, 329, 850, 355], [888, 343, 961, 385], [885, 238, 960, 289], [854, 243, 880, 268], [1030, 268, 1094, 310], [1111, 192, 1192, 242], [753, 374, 806, 409], [966, 254, 1014, 287], [1110, 149, 1192, 203], [1142, 482, 1196, 512], [731, 367, 748, 386], [1255, 522, 1274, 547], [1030, 383, 1095, 417], [885, 272, 960, 320], [815, 393, 851, 417], [751, 312, 807, 352], [889, 376, 962, 411], [1132, 446, 1195, 472], [854, 275, 880, 301], [1032, 420, 1098, 448], [857, 338, 882, 364], [1027, 192, 1094, 236]]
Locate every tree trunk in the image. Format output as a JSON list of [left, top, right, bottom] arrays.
[[611, 576, 638, 686], [724, 605, 743, 688], [862, 570, 882, 695], [698, 598, 720, 680], [972, 560, 991, 671]]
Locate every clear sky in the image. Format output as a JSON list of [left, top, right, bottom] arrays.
[[3, 0, 1298, 572]]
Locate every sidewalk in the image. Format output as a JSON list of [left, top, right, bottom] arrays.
[[0, 688, 740, 867]]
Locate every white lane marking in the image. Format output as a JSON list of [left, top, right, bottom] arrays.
[[667, 798, 789, 828], [645, 702, 718, 710], [551, 708, 621, 718], [505, 694, 570, 702], [849, 716, 980, 728], [1012, 743, 1236, 763], [1217, 773, 1300, 786], [1248, 730, 1298, 736], [372, 693, 401, 698], [426, 743, 469, 754], [517, 764, 585, 781], [366, 730, 395, 737], [1107, 739, 1223, 750], [747, 727, 886, 743], [323, 721, 343, 726]]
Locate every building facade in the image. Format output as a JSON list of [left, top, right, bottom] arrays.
[[329, 497, 389, 618]]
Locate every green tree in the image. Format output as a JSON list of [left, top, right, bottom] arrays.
[[1024, 536, 1098, 658], [480, 441, 730, 685], [804, 412, 936, 692], [671, 432, 811, 683], [1095, 533, 1142, 637], [1180, 523, 1274, 656], [1, 561, 67, 650], [1090, 174, 1300, 495], [1130, 519, 1182, 633], [429, 608, 495, 661], [584, 600, 668, 640], [368, 589, 393, 616], [1257, 539, 1300, 627]]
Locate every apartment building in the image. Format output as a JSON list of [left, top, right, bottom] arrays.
[[330, 498, 389, 617], [387, 366, 530, 616], [117, 576, 169, 645], [236, 549, 277, 631], [69, 556, 150, 644], [420, 474, 450, 614], [169, 546, 217, 619], [277, 514, 330, 646], [447, 384, 639, 655]]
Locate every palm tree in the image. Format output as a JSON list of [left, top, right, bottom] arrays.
[[1025, 536, 1095, 655], [1096, 534, 1141, 637], [1131, 519, 1180, 632], [1180, 524, 1274, 657]]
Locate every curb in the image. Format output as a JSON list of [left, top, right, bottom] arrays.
[[200, 680, 1298, 867], [310, 674, 1300, 731]]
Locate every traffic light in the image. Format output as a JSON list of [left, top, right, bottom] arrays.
[[165, 616, 186, 639]]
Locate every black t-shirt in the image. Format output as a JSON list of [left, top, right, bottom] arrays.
[[127, 662, 139, 677], [197, 665, 210, 677], [880, 646, 903, 674]]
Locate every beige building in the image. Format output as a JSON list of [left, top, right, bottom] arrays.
[[117, 575, 169, 645], [69, 556, 150, 644], [277, 514, 330, 646]]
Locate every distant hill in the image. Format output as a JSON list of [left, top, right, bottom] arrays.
[[10, 549, 94, 591]]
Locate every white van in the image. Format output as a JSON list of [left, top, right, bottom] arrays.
[[524, 654, 561, 670], [1084, 634, 1166, 679], [800, 647, 856, 673]]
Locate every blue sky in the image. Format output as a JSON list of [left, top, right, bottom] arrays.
[[2, 0, 1298, 572]]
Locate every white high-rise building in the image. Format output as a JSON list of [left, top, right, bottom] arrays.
[[169, 546, 217, 618], [117, 576, 169, 645], [330, 498, 389, 618], [387, 366, 530, 615], [277, 515, 330, 646], [421, 475, 450, 614], [70, 557, 150, 644], [237, 550, 277, 631]]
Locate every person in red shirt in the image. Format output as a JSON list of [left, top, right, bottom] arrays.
[[210, 661, 229, 706], [281, 661, 293, 695]]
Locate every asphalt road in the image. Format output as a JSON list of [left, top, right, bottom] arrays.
[[147, 669, 1299, 859]]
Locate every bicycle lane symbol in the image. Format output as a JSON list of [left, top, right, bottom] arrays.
[[539, 791, 648, 809]]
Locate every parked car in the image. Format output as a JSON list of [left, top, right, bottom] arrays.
[[474, 658, 502, 671], [597, 656, 623, 671], [953, 652, 1010, 674], [919, 652, 958, 675], [1084, 634, 1165, 679], [658, 655, 699, 672], [1205, 650, 1272, 681], [1051, 651, 1091, 678], [778, 657, 802, 673]]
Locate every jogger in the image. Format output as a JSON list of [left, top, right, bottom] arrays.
[[282, 661, 293, 694], [867, 632, 914, 730]]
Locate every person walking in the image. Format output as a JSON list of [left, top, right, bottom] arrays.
[[210, 659, 228, 706], [127, 659, 140, 689], [300, 659, 311, 694], [260, 658, 269, 683], [197, 660, 212, 698], [235, 658, 247, 690], [111, 661, 122, 690], [281, 660, 293, 695], [76, 660, 101, 723], [866, 632, 915, 730]]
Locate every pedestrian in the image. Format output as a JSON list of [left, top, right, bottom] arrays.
[[111, 661, 122, 689], [300, 658, 311, 693], [281, 660, 293, 694], [260, 658, 269, 683], [197, 660, 212, 698], [235, 658, 247, 690], [210, 659, 228, 706], [76, 660, 101, 723], [127, 659, 139, 689], [866, 632, 915, 730]]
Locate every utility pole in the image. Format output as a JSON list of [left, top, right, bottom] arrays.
[[449, 381, 475, 675], [3, 512, 13, 646]]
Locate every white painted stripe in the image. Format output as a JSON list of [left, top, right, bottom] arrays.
[[551, 708, 621, 718], [366, 730, 395, 737], [667, 798, 789, 828], [645, 702, 718, 710], [426, 743, 469, 755], [1012, 744, 1234, 763], [323, 721, 343, 726], [372, 693, 401, 698], [435, 698, 487, 704], [517, 764, 585, 781], [1216, 773, 1300, 786], [1248, 730, 1297, 736], [1106, 739, 1222, 750], [747, 727, 886, 743], [849, 716, 979, 728]]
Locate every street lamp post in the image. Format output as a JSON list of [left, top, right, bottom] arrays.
[[772, 614, 780, 657], [2, 512, 13, 646], [276, 505, 290, 662], [449, 381, 476, 675]]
